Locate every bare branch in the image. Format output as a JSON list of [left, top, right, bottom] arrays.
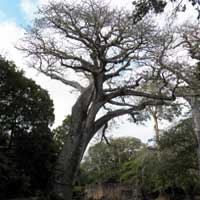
[[108, 99, 134, 107], [104, 87, 176, 102], [93, 99, 167, 133], [100, 122, 110, 145], [41, 69, 85, 92], [105, 60, 131, 80]]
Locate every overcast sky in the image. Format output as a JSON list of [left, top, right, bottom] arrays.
[[0, 0, 197, 143]]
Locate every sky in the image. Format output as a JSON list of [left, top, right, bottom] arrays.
[[0, 1, 24, 24], [0, 0, 196, 143]]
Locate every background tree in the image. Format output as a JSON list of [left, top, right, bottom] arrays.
[[0, 56, 56, 198], [132, 0, 200, 21], [78, 119, 199, 199], [53, 115, 71, 152], [159, 119, 199, 199], [18, 1, 176, 199], [145, 22, 200, 173], [121, 118, 199, 199], [81, 137, 143, 184], [142, 80, 183, 146], [147, 103, 182, 145]]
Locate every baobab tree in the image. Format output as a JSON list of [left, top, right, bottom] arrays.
[[18, 1, 176, 199]]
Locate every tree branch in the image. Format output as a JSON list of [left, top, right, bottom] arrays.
[[93, 100, 167, 133], [105, 87, 176, 102], [41, 70, 84, 92]]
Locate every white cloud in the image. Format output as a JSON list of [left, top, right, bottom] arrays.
[[20, 0, 38, 20], [18, 0, 134, 25], [112, 121, 155, 144], [20, 0, 65, 21], [38, 0, 52, 5], [0, 21, 24, 65], [0, 20, 76, 127]]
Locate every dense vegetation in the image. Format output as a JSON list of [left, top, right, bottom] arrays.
[[77, 119, 200, 199], [0, 57, 57, 198]]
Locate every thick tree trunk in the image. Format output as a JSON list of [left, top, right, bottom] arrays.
[[189, 96, 200, 175], [52, 86, 96, 200], [53, 128, 89, 199]]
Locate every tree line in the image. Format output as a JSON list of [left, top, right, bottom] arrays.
[[0, 57, 56, 198], [79, 119, 199, 199]]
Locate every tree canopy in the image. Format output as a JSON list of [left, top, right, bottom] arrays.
[[80, 119, 199, 199], [0, 56, 57, 198], [81, 137, 143, 184]]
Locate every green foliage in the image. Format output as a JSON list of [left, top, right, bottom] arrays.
[[53, 115, 71, 152], [81, 137, 143, 184], [0, 57, 54, 141], [132, 0, 166, 23], [132, 0, 200, 22], [81, 118, 200, 198], [159, 119, 199, 194], [121, 118, 200, 197], [0, 56, 57, 198], [195, 62, 200, 79], [150, 103, 182, 122]]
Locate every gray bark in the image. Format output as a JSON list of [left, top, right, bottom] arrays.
[[53, 130, 88, 199], [53, 86, 96, 200], [189, 96, 200, 174]]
